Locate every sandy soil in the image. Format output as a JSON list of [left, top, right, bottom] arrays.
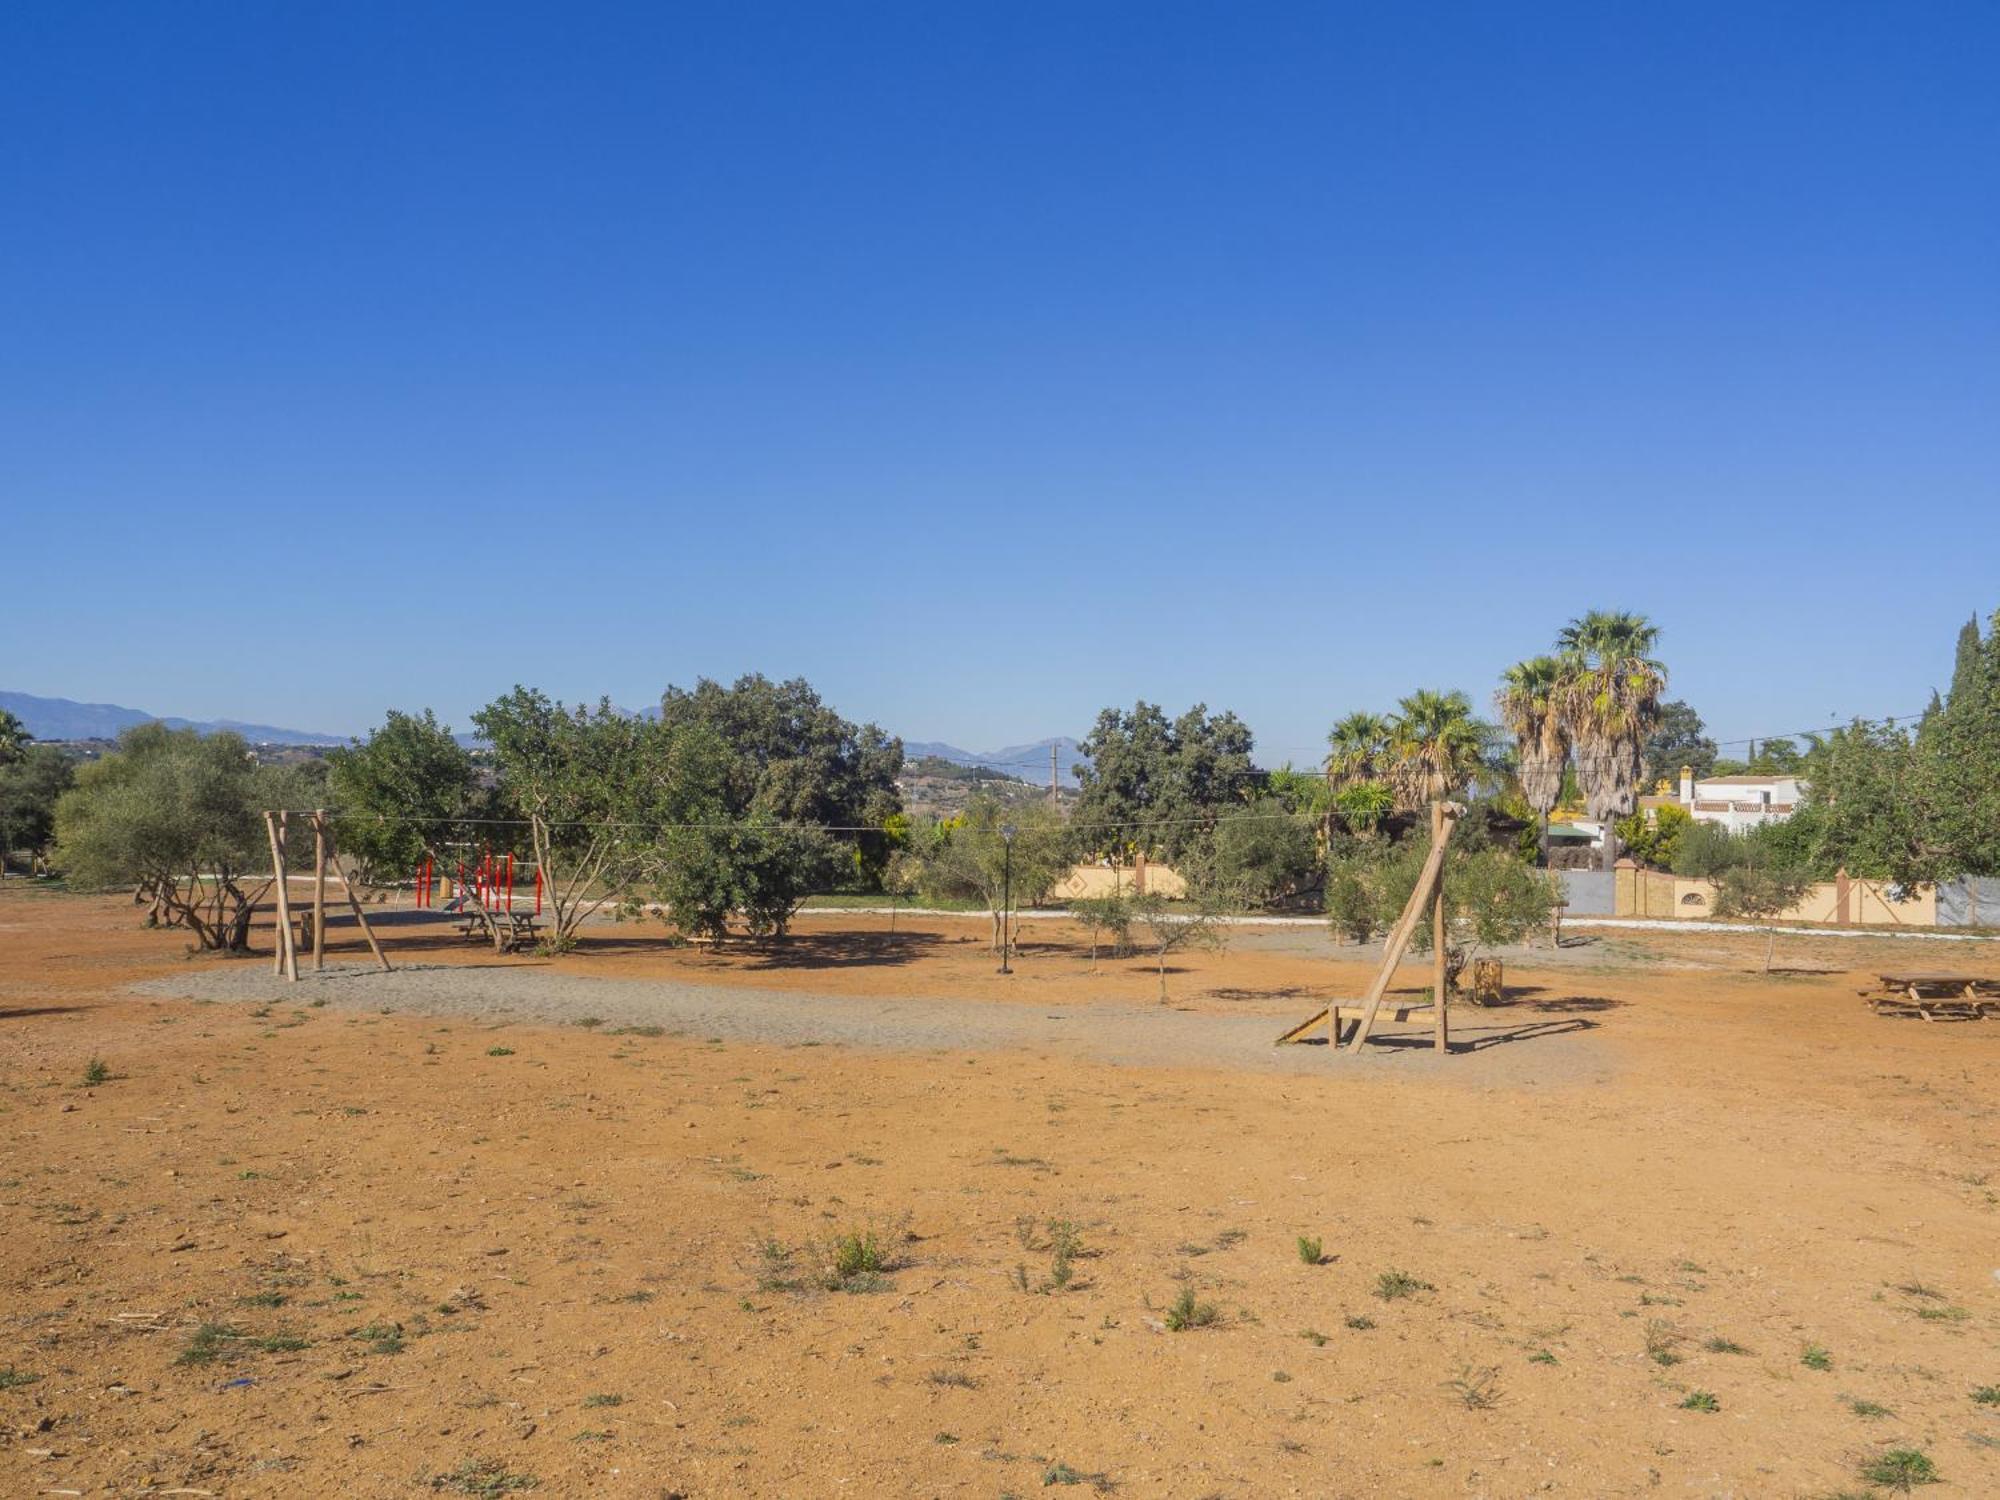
[[2, 887, 1997, 1498]]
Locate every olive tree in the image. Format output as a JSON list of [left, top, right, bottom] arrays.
[[1128, 890, 1231, 1004], [474, 688, 725, 951], [54, 724, 308, 950], [326, 709, 487, 891], [891, 794, 1068, 954]]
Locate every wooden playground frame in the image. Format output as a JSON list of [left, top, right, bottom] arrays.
[[262, 809, 391, 982], [1275, 800, 1460, 1053]]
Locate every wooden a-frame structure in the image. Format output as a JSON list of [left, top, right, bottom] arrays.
[[263, 809, 391, 982], [1275, 800, 1460, 1053]]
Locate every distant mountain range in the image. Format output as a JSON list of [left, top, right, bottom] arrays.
[[903, 736, 1088, 786], [0, 691, 345, 747], [2, 690, 1090, 779]]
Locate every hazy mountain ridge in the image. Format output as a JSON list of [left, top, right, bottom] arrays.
[[1, 691, 344, 746]]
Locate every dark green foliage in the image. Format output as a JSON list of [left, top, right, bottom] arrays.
[[1185, 800, 1321, 909], [0, 744, 75, 870], [890, 795, 1067, 950], [658, 673, 903, 890], [1641, 700, 1717, 786], [1857, 1448, 1938, 1490], [1165, 1286, 1220, 1330], [1071, 701, 1255, 862], [326, 710, 484, 887], [1614, 804, 1692, 870], [54, 724, 318, 950], [1678, 1389, 1719, 1412]]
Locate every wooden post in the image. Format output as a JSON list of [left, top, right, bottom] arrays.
[[1432, 803, 1449, 1053], [1346, 802, 1457, 1052], [321, 816, 392, 972], [312, 809, 328, 972], [264, 811, 298, 982]]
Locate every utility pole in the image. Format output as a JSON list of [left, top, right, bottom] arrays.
[[1050, 744, 1059, 805]]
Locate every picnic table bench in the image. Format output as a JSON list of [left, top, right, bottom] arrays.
[[1862, 972, 2000, 1022], [451, 910, 543, 953]]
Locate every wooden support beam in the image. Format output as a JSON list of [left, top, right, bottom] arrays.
[[264, 811, 298, 982], [312, 809, 328, 972], [1432, 800, 1449, 1054], [320, 815, 392, 972], [1346, 801, 1457, 1053]]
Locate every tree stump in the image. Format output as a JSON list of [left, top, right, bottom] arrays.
[[1471, 957, 1504, 1007]]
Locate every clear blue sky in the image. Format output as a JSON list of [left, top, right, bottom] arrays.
[[4, 3, 1996, 762]]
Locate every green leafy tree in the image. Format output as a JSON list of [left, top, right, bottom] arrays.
[[1128, 890, 1231, 1004], [53, 724, 307, 950], [1556, 611, 1667, 870], [1497, 658, 1571, 862], [1387, 689, 1490, 809], [1324, 712, 1393, 788], [1774, 720, 1926, 880], [1327, 839, 1558, 994], [1670, 821, 1744, 879], [1185, 800, 1320, 910], [658, 674, 903, 889], [0, 708, 30, 766], [1909, 609, 2000, 879], [1071, 701, 1254, 863], [1333, 778, 1395, 837], [655, 818, 832, 942], [890, 795, 1068, 953], [1641, 700, 1717, 788], [0, 745, 75, 873], [325, 710, 486, 891], [1614, 804, 1693, 870], [474, 688, 725, 950], [1067, 892, 1133, 966], [1711, 861, 1813, 973]]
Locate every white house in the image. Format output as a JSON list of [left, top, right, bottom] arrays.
[[1675, 767, 1802, 834]]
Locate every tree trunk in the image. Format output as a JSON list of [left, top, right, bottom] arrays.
[[1157, 945, 1168, 1004], [1764, 925, 1776, 973], [1600, 818, 1621, 872], [1537, 812, 1551, 868]]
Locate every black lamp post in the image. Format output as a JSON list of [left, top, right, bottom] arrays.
[[998, 823, 1017, 974]]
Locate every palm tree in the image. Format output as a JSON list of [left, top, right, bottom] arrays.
[[1387, 689, 1487, 809], [1324, 712, 1392, 788], [1555, 610, 1667, 870], [1497, 656, 1571, 864]]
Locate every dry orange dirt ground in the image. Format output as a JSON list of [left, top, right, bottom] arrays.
[[2, 886, 1997, 1498]]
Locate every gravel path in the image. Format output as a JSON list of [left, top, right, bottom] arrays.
[[130, 961, 1610, 1085]]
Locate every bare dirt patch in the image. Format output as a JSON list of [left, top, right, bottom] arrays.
[[3, 888, 1997, 1496]]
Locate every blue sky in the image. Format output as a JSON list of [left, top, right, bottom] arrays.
[[4, 3, 1995, 762]]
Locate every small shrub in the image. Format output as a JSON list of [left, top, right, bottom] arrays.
[[1679, 1389, 1719, 1412], [1528, 1349, 1557, 1365], [1849, 1398, 1893, 1419], [927, 1369, 977, 1389], [427, 1457, 539, 1494], [1344, 1314, 1376, 1331], [175, 1322, 240, 1366], [485, 1046, 515, 1057], [1856, 1448, 1938, 1491], [816, 1227, 894, 1292], [1374, 1269, 1432, 1301], [1445, 1365, 1501, 1409], [0, 1366, 41, 1389], [1165, 1286, 1219, 1331], [1703, 1337, 1750, 1355], [1643, 1319, 1681, 1367], [82, 1057, 111, 1086], [1801, 1343, 1833, 1371], [1972, 1384, 2000, 1407], [1299, 1328, 1329, 1346], [582, 1393, 622, 1408], [1296, 1235, 1324, 1266]]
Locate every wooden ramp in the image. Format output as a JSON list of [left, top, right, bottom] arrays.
[[1276, 801, 1459, 1055]]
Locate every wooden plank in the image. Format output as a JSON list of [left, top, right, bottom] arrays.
[[1347, 802, 1457, 1053], [312, 809, 327, 973], [264, 811, 298, 983], [1433, 802, 1449, 1053], [321, 817, 392, 973]]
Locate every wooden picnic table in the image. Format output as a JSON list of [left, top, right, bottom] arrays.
[[1863, 973, 1999, 1021]]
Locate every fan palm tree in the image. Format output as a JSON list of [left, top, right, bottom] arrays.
[[1324, 712, 1392, 788], [1497, 656, 1571, 864], [1555, 610, 1667, 869], [1387, 689, 1488, 809]]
